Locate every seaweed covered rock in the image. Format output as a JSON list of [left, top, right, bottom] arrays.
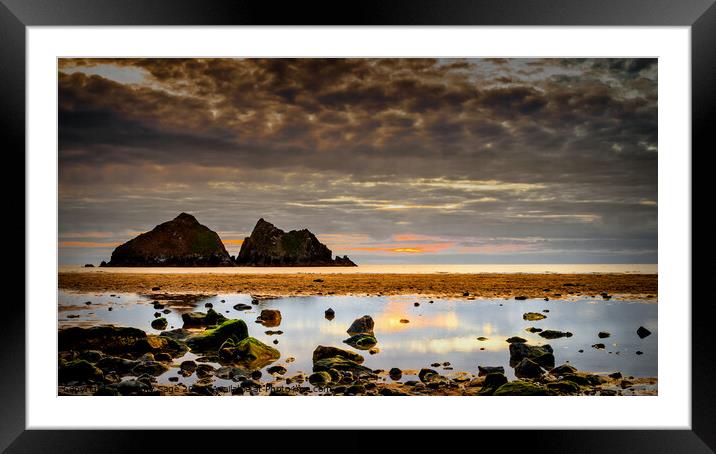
[[236, 218, 357, 266], [343, 334, 378, 350], [182, 309, 227, 328], [478, 366, 505, 376], [186, 319, 249, 351], [312, 345, 365, 364], [59, 359, 104, 383], [219, 336, 280, 369], [493, 380, 548, 396], [105, 213, 234, 267]]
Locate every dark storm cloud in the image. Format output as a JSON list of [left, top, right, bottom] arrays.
[[58, 58, 657, 264]]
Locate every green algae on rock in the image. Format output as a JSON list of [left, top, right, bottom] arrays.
[[187, 319, 249, 351], [493, 380, 549, 396], [343, 333, 378, 350]]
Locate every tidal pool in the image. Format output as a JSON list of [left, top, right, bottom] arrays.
[[58, 291, 657, 389]]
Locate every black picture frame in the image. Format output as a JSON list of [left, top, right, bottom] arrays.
[[3, 0, 709, 451]]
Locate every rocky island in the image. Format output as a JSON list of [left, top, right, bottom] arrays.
[[102, 213, 234, 267], [236, 218, 356, 266]]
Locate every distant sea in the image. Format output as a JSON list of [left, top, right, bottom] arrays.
[[59, 264, 657, 274]]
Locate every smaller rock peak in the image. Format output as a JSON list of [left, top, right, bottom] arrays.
[[254, 218, 278, 230]]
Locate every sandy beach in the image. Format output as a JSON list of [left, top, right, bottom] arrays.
[[59, 271, 657, 300]]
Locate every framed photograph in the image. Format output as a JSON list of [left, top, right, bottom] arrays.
[[5, 0, 710, 450]]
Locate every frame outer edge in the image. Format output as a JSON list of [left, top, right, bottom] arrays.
[[692, 1, 716, 452], [2, 0, 713, 450], [0, 1, 27, 453], [0, 0, 715, 25]]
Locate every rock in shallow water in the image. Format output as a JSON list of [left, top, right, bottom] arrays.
[[522, 312, 547, 321], [509, 343, 555, 368], [343, 333, 378, 350], [182, 309, 227, 328], [346, 315, 374, 335], [256, 309, 282, 327], [151, 317, 168, 330], [506, 336, 527, 343], [538, 330, 572, 339], [637, 326, 652, 338]]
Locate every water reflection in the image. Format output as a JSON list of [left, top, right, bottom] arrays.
[[58, 291, 657, 384]]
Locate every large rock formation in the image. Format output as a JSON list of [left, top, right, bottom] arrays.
[[103, 213, 234, 267], [236, 218, 357, 266]]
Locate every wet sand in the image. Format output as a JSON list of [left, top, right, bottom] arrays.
[[59, 272, 657, 300]]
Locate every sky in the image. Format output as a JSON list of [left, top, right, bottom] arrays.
[[58, 58, 657, 265]]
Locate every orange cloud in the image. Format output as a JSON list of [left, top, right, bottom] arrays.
[[456, 244, 537, 254], [222, 239, 244, 246], [59, 241, 120, 248], [392, 233, 442, 242], [60, 231, 115, 239], [344, 242, 455, 254]]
